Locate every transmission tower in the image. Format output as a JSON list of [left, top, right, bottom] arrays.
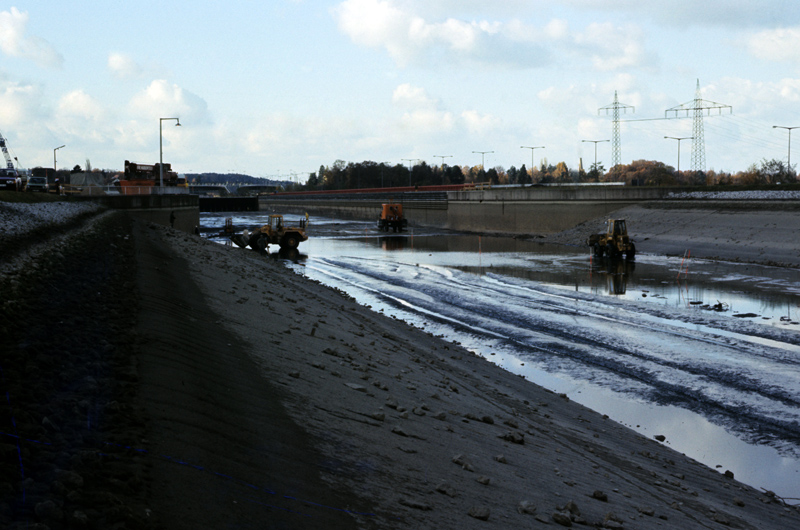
[[598, 91, 635, 171], [665, 79, 731, 172]]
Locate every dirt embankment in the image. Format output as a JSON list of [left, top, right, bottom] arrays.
[[541, 203, 800, 268], [2, 208, 800, 529], [1, 212, 151, 529]]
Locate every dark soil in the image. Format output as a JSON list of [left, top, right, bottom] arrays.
[[0, 212, 152, 529], [1, 213, 366, 529]]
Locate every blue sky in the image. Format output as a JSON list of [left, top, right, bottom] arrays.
[[2, 1, 800, 180]]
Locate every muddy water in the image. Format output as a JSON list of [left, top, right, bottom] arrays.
[[203, 213, 800, 499]]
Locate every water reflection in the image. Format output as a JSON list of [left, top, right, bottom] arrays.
[[379, 236, 407, 251], [592, 258, 635, 295]]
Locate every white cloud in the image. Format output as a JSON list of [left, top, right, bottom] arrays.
[[543, 19, 569, 40], [128, 80, 210, 125], [389, 83, 454, 133], [57, 90, 105, 121], [398, 108, 455, 133], [0, 8, 63, 67], [333, 1, 652, 71], [392, 83, 435, 108], [52, 90, 109, 144], [0, 81, 44, 126], [460, 109, 500, 134], [108, 52, 143, 79], [746, 27, 800, 64], [332, 0, 549, 67], [573, 22, 648, 71]]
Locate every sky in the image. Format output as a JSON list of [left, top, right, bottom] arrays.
[[2, 1, 800, 181]]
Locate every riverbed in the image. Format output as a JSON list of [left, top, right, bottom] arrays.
[[203, 212, 800, 499]]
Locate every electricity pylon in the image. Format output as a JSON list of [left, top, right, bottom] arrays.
[[598, 91, 634, 172], [665, 79, 731, 172]]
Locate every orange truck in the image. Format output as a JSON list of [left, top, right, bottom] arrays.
[[377, 203, 407, 232]]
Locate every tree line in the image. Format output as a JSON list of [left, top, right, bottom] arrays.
[[294, 157, 797, 191]]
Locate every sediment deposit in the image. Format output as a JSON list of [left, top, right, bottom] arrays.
[[2, 200, 799, 529]]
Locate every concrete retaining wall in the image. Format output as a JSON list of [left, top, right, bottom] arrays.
[[260, 186, 684, 234], [444, 200, 641, 233], [260, 186, 800, 235], [96, 194, 200, 233]]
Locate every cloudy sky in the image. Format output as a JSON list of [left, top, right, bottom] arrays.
[[2, 1, 800, 179]]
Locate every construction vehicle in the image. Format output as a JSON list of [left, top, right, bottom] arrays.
[[231, 214, 309, 251], [118, 160, 182, 193], [377, 203, 407, 232], [587, 218, 636, 260], [0, 131, 21, 191]]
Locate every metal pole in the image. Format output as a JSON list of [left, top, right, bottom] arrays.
[[401, 158, 417, 186], [433, 155, 452, 182], [520, 146, 544, 173], [472, 151, 493, 168], [159, 118, 181, 187], [664, 136, 693, 173], [581, 140, 609, 174], [773, 126, 798, 171], [53, 145, 65, 171]]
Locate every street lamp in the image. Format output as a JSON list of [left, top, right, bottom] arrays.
[[520, 145, 544, 173], [773, 125, 798, 171], [664, 136, 693, 173], [472, 150, 493, 169], [401, 158, 420, 186], [159, 117, 181, 187], [433, 154, 453, 169], [581, 140, 609, 174], [53, 145, 65, 171], [433, 155, 453, 183]]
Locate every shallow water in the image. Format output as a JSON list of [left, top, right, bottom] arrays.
[[204, 213, 800, 499]]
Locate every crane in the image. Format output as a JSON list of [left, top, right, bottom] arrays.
[[0, 130, 16, 171]]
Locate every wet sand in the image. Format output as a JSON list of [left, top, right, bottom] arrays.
[[2, 209, 800, 529]]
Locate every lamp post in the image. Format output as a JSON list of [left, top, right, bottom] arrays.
[[773, 125, 798, 171], [401, 158, 419, 186], [472, 150, 493, 169], [581, 140, 609, 174], [520, 145, 544, 176], [433, 155, 452, 183], [664, 136, 693, 173], [53, 145, 65, 171], [433, 154, 452, 169], [159, 117, 181, 187]]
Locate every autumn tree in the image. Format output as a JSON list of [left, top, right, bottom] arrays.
[[758, 158, 796, 184], [612, 160, 674, 186], [552, 161, 570, 183]]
